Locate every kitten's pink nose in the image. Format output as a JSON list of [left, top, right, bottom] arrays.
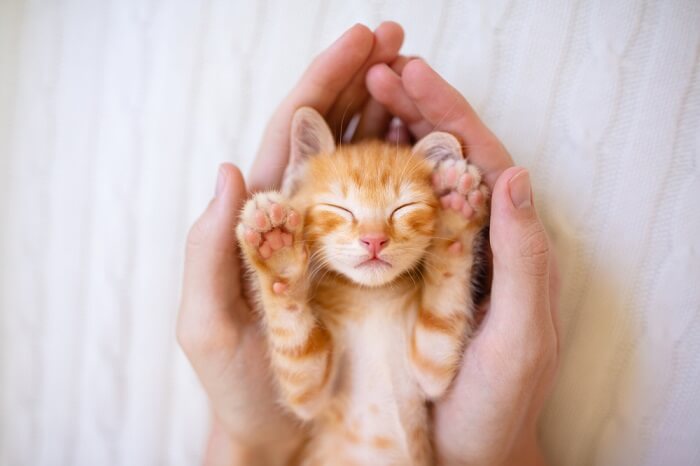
[[360, 234, 389, 256]]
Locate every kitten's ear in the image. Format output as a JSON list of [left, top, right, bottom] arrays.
[[412, 132, 464, 167], [282, 107, 335, 196], [291, 106, 335, 164]]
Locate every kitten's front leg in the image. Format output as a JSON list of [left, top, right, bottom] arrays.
[[411, 161, 490, 399], [237, 191, 334, 421]]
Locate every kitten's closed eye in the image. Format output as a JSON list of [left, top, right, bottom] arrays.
[[315, 203, 355, 221], [390, 202, 421, 220]]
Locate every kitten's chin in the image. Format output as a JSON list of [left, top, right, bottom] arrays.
[[334, 262, 407, 288]]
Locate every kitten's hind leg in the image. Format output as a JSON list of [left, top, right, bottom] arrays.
[[410, 160, 490, 399], [237, 191, 335, 421]]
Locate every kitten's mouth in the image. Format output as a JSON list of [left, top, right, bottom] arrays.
[[356, 257, 392, 268]]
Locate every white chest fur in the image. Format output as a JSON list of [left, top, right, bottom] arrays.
[[313, 297, 429, 466]]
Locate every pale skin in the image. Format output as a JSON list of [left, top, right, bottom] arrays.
[[177, 22, 559, 466]]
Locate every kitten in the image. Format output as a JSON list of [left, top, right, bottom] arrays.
[[236, 107, 490, 466]]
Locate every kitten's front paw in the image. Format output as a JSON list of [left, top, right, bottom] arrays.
[[432, 160, 489, 250], [432, 159, 489, 221], [237, 192, 306, 287]]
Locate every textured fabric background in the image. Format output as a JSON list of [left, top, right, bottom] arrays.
[[1, 1, 699, 465]]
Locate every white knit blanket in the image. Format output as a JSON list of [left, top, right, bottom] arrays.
[[1, 1, 698, 465]]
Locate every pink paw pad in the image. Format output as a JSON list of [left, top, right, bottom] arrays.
[[461, 203, 474, 219], [457, 173, 473, 194], [468, 190, 484, 207], [285, 210, 300, 230], [255, 210, 270, 230], [272, 281, 288, 295], [444, 166, 458, 186], [259, 242, 272, 259], [264, 228, 283, 250], [240, 193, 301, 259], [448, 241, 463, 254], [244, 229, 261, 247], [433, 159, 485, 219], [269, 203, 286, 224]]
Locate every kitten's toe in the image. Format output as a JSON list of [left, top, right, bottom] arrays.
[[434, 160, 488, 219], [241, 196, 271, 232], [468, 188, 484, 209], [460, 203, 474, 219], [285, 210, 301, 231], [269, 203, 287, 226], [244, 228, 262, 247], [456, 173, 472, 195], [238, 192, 304, 263]]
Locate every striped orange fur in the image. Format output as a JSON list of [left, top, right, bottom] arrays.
[[236, 107, 489, 465]]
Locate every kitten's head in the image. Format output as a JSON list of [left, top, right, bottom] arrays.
[[283, 107, 463, 287]]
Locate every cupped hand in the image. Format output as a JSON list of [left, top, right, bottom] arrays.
[[176, 22, 405, 466], [249, 22, 405, 192], [367, 59, 560, 465]]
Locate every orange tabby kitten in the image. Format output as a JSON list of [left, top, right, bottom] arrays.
[[237, 107, 489, 466]]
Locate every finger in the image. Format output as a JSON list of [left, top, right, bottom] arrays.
[[326, 21, 404, 140], [366, 62, 433, 136], [385, 118, 412, 145], [352, 97, 392, 141], [354, 55, 414, 141], [401, 59, 513, 187], [389, 54, 413, 74], [249, 24, 375, 192], [479, 167, 555, 353], [178, 164, 248, 348]]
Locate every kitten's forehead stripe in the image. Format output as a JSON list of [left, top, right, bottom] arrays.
[[304, 142, 433, 211]]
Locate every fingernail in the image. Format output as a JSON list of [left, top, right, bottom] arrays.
[[509, 169, 531, 209], [215, 165, 227, 197]]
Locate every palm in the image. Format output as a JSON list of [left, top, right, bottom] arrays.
[[206, 298, 300, 448]]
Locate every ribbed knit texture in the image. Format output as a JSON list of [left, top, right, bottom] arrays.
[[1, 1, 698, 465]]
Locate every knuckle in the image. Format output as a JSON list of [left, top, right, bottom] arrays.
[[518, 222, 550, 277]]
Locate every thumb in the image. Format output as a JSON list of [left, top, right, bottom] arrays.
[[485, 167, 552, 339], [178, 163, 248, 349], [185, 163, 247, 278]]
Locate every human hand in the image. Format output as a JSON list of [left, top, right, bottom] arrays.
[[367, 58, 560, 465], [176, 22, 405, 465], [249, 22, 405, 192]]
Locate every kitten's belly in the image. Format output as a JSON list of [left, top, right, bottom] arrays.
[[312, 305, 430, 466]]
